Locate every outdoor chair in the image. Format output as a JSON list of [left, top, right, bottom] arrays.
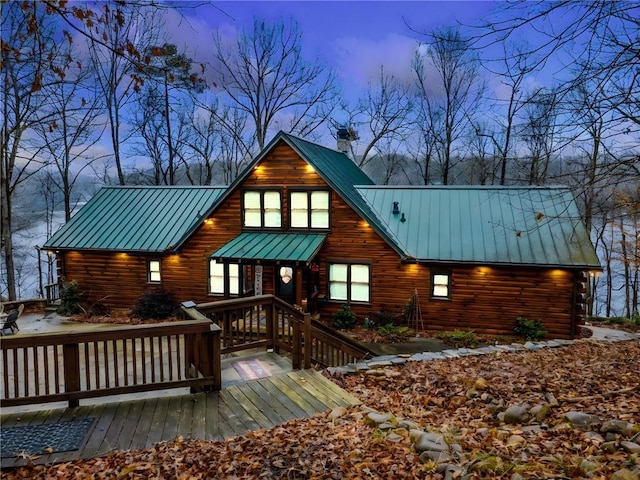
[[1, 309, 19, 335]]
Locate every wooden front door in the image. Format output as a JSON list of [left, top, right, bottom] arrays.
[[276, 265, 296, 304]]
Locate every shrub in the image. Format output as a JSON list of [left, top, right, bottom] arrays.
[[437, 329, 480, 348], [514, 317, 547, 341], [374, 309, 396, 327], [131, 289, 175, 320], [57, 281, 84, 316], [331, 305, 357, 330]]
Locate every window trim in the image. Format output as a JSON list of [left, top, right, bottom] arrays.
[[147, 259, 162, 284], [328, 260, 372, 304], [242, 188, 282, 229], [431, 270, 452, 300], [288, 189, 331, 230], [209, 259, 246, 297]]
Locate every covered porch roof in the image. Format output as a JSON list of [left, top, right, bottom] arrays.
[[211, 233, 326, 265]]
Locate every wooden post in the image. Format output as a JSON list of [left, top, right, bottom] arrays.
[[62, 343, 80, 407], [303, 312, 311, 369], [210, 323, 221, 391], [292, 320, 300, 370]]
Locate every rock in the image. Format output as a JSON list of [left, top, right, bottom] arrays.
[[414, 432, 448, 453], [564, 411, 600, 430], [385, 432, 405, 443], [620, 441, 640, 454], [377, 422, 396, 431], [398, 419, 420, 431], [601, 419, 634, 436], [631, 431, 640, 443], [480, 392, 494, 403], [610, 468, 639, 480], [367, 360, 394, 368], [521, 425, 543, 436], [466, 389, 479, 399], [506, 434, 526, 447], [364, 412, 396, 428], [530, 403, 551, 422], [544, 392, 559, 407], [584, 431, 605, 443], [601, 441, 618, 453], [443, 464, 465, 480], [409, 429, 426, 443], [419, 449, 451, 464], [504, 404, 530, 424], [329, 406, 348, 420], [365, 369, 386, 376], [605, 432, 618, 442], [510, 474, 524, 480], [578, 459, 598, 473]]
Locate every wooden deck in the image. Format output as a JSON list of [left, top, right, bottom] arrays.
[[1, 358, 360, 469]]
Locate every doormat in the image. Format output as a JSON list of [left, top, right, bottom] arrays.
[[231, 359, 271, 381], [0, 417, 95, 458]]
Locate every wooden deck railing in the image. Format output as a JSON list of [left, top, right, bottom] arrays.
[[45, 282, 60, 306], [192, 295, 374, 369], [0, 320, 221, 407]]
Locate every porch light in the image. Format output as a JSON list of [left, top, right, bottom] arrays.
[[280, 266, 293, 284]]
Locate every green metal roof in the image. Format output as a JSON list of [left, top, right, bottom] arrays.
[[357, 186, 601, 269], [44, 186, 226, 252], [211, 232, 326, 263]]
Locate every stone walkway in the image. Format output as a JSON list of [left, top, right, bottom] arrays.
[[329, 325, 640, 375]]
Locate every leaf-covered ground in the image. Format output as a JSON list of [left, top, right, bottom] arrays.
[[2, 340, 639, 479]]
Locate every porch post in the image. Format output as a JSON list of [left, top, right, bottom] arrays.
[[303, 312, 311, 369]]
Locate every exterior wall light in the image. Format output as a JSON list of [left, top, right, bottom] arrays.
[[280, 266, 293, 284]]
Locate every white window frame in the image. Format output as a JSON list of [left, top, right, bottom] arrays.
[[147, 260, 161, 284], [431, 271, 451, 299], [243, 190, 281, 228], [328, 262, 371, 303], [289, 190, 329, 229], [209, 260, 245, 297]]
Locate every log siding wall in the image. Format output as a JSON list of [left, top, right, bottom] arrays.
[[57, 142, 582, 338]]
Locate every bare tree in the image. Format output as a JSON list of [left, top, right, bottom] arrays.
[[519, 89, 560, 185], [1, 2, 59, 300], [348, 66, 415, 168], [475, 1, 640, 135], [210, 17, 338, 150], [480, 44, 539, 185], [413, 27, 483, 184], [86, 3, 162, 185], [34, 49, 104, 221]]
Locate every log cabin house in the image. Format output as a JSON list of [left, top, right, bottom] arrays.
[[44, 131, 600, 338]]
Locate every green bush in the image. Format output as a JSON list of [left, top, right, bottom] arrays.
[[57, 281, 84, 316], [437, 329, 480, 348], [514, 317, 547, 341], [331, 305, 357, 330], [131, 289, 175, 320]]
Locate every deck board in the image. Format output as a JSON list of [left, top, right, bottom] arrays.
[[1, 363, 360, 470]]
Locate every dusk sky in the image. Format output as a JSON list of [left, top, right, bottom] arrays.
[[169, 2, 505, 96]]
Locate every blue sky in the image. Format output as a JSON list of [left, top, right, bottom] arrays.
[[170, 1, 499, 92]]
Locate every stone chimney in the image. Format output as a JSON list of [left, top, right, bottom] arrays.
[[336, 126, 358, 157]]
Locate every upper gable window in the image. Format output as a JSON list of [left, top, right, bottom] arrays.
[[243, 190, 281, 228], [290, 191, 330, 229]]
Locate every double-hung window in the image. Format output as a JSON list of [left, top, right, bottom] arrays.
[[290, 191, 330, 229], [329, 262, 371, 303], [147, 260, 161, 283], [243, 190, 281, 228], [209, 260, 243, 296], [431, 271, 451, 299]]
